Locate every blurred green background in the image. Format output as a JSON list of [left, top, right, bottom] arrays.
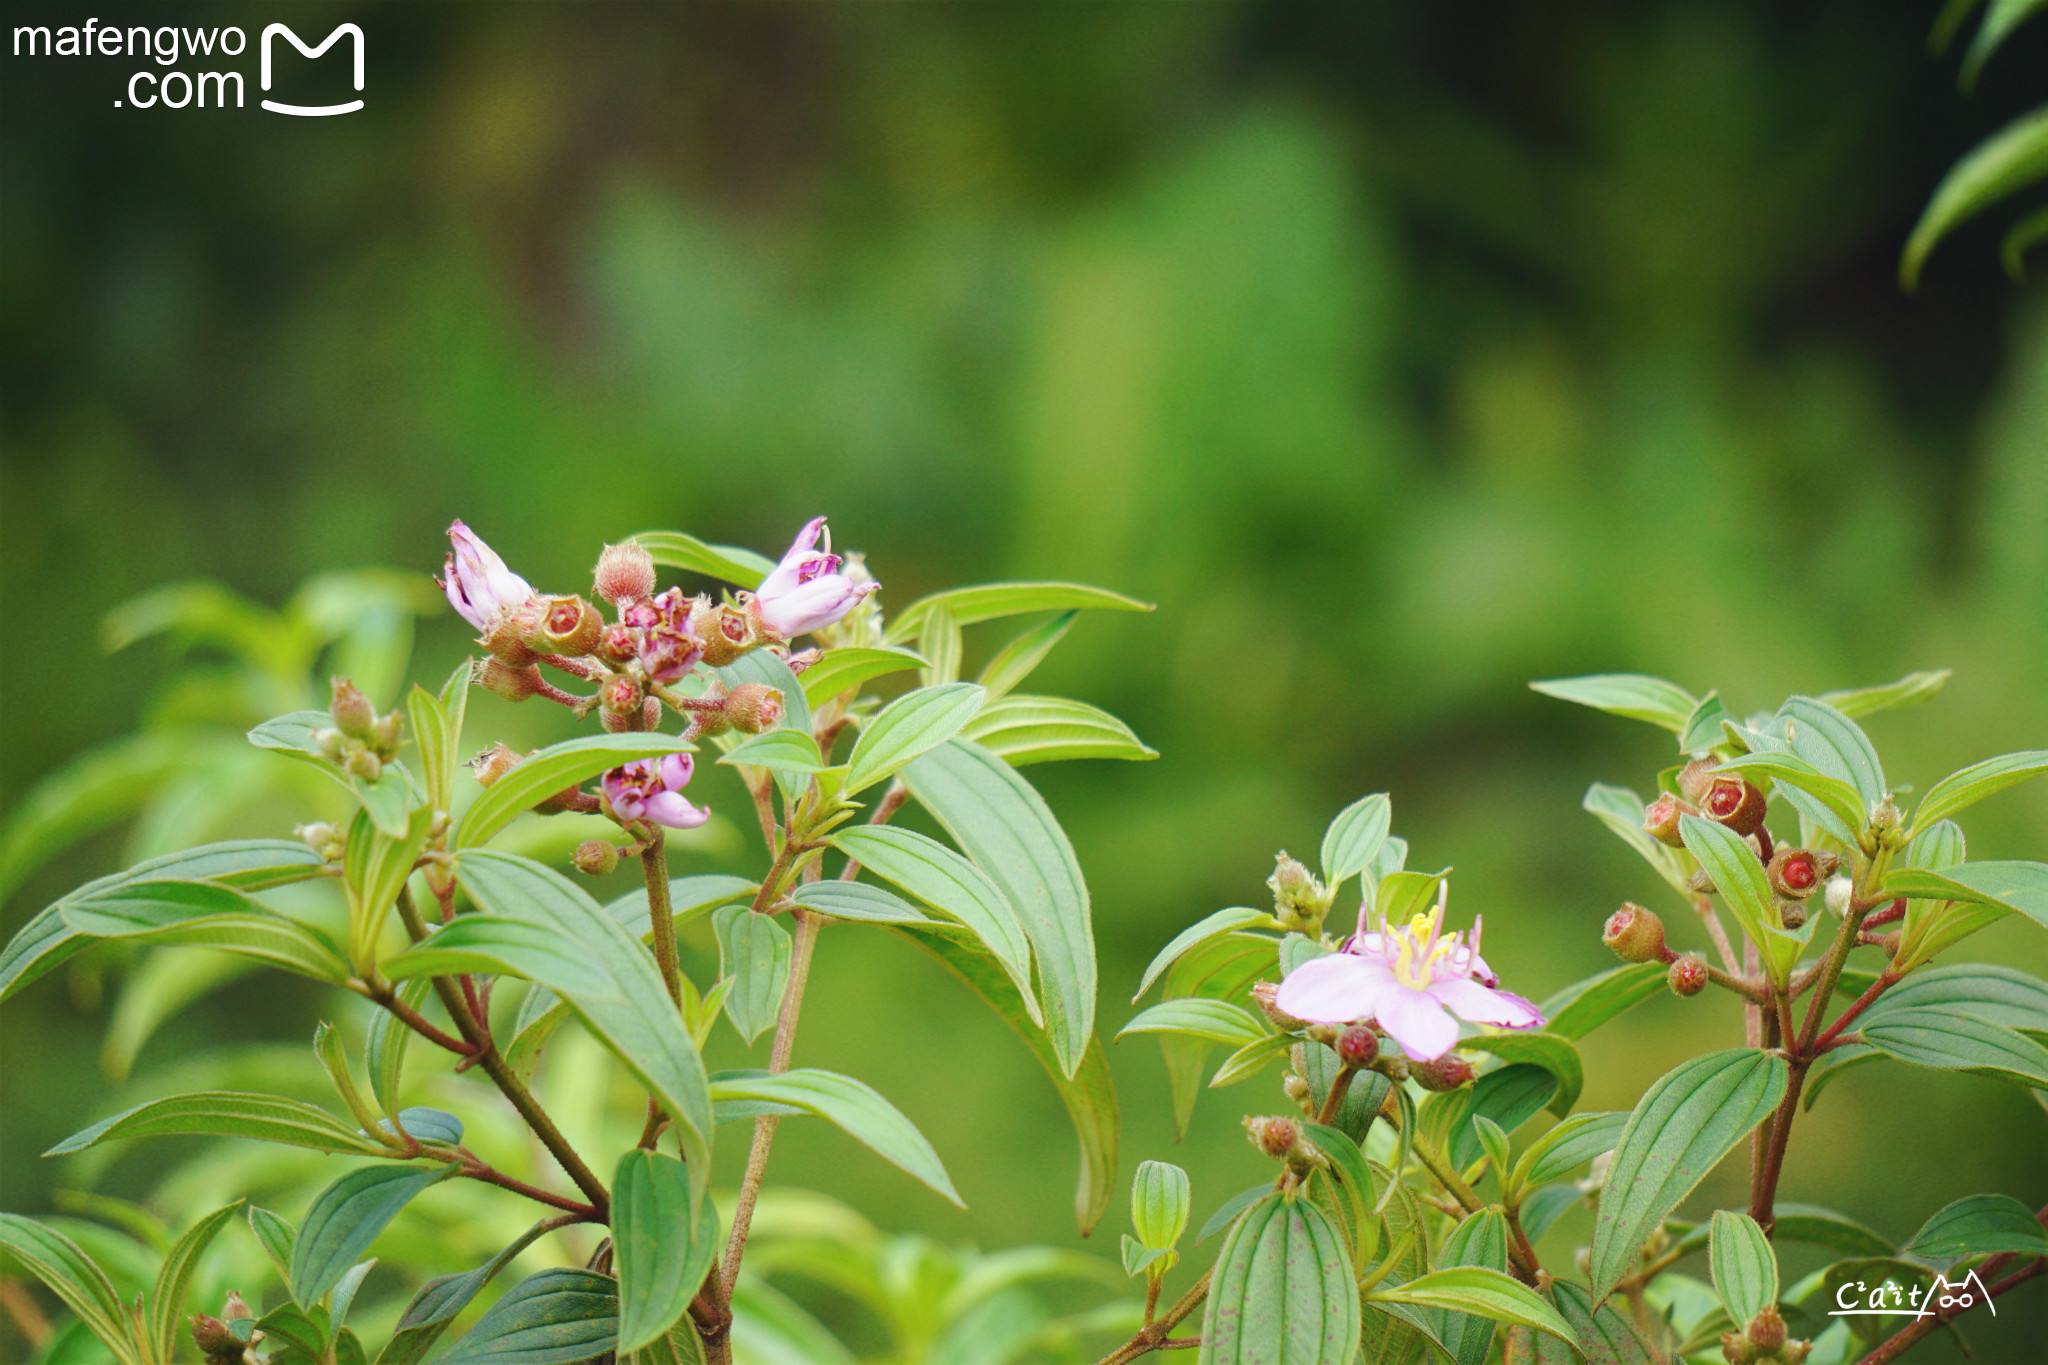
[[4, 1, 2045, 1359]]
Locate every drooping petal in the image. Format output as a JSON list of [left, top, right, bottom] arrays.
[[755, 576, 878, 637], [1275, 953, 1397, 1025], [643, 791, 711, 830], [1427, 977, 1543, 1030], [657, 751, 695, 790], [757, 517, 830, 598], [1376, 985, 1462, 1061]]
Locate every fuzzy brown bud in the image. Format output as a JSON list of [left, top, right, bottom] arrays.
[[482, 608, 541, 666], [1644, 792, 1698, 847], [1282, 1073, 1314, 1111], [479, 659, 543, 702], [1603, 903, 1668, 963], [1250, 981, 1309, 1032], [573, 839, 621, 875], [1335, 1024, 1379, 1069], [472, 742, 525, 788], [1244, 1114, 1300, 1160], [1745, 1307, 1787, 1353], [690, 599, 758, 666], [1701, 775, 1768, 836], [1677, 757, 1719, 803], [532, 595, 604, 657], [221, 1291, 253, 1324], [724, 683, 785, 735], [1410, 1054, 1474, 1091], [330, 678, 376, 739], [1779, 900, 1807, 931], [191, 1314, 238, 1356], [1668, 953, 1709, 997], [594, 541, 657, 606]]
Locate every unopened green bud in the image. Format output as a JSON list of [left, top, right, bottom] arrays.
[[330, 678, 376, 739], [1268, 851, 1330, 929], [1866, 796, 1904, 850], [370, 712, 403, 759], [344, 748, 383, 782], [1282, 1073, 1314, 1110], [315, 727, 347, 762], [1130, 1160, 1191, 1249], [295, 822, 346, 861]]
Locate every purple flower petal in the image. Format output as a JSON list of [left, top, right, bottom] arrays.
[[658, 751, 694, 789], [1377, 985, 1462, 1061], [643, 791, 710, 830], [1427, 977, 1543, 1029], [1276, 953, 1394, 1025]]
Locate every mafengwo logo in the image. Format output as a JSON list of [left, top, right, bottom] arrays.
[[8, 16, 364, 115]]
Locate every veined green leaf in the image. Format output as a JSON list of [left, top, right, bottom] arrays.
[[1581, 783, 1695, 897], [1770, 1203, 1895, 1260], [1507, 1280, 1663, 1364], [958, 694, 1156, 766], [1590, 1049, 1788, 1302], [1717, 752, 1868, 846], [1870, 962, 2048, 1032], [1882, 860, 2048, 929], [977, 612, 1076, 701], [717, 729, 826, 776], [902, 741, 1095, 1077], [1199, 1193, 1357, 1365], [1131, 1159, 1194, 1253], [250, 1304, 324, 1358], [713, 905, 791, 1046], [367, 978, 431, 1122], [1458, 1032, 1583, 1117], [1116, 998, 1268, 1047], [844, 684, 985, 794], [60, 879, 349, 984], [1904, 103, 2048, 288], [1423, 1064, 1558, 1169], [788, 881, 931, 925], [345, 804, 435, 968], [1132, 906, 1272, 1003], [1860, 1006, 2048, 1086], [799, 646, 925, 708], [1820, 669, 1952, 719], [634, 529, 775, 587], [353, 763, 422, 839], [707, 1068, 962, 1206], [1776, 697, 1888, 807], [1709, 1211, 1778, 1327], [886, 581, 1152, 643], [248, 709, 338, 762], [1680, 816, 1804, 984], [1425, 1211, 1510, 1365], [0, 1214, 140, 1365], [1375, 868, 1450, 928], [614, 1151, 720, 1353], [917, 603, 962, 687], [605, 874, 760, 940], [247, 1206, 296, 1284], [1530, 674, 1696, 732], [291, 1164, 451, 1307], [1369, 1266, 1578, 1349], [1913, 750, 2048, 833], [1510, 1110, 1627, 1195], [373, 1218, 558, 1365], [407, 680, 454, 815], [455, 733, 695, 850], [1207, 1032, 1294, 1088], [1299, 1123, 1377, 1264], [1320, 793, 1392, 887], [149, 1202, 242, 1364], [1542, 961, 1667, 1040], [434, 1266, 620, 1365], [1900, 1193, 2048, 1259], [1294, 1041, 1391, 1145]]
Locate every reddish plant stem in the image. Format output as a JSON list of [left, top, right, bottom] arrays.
[[531, 677, 594, 710], [1859, 899, 1905, 930], [457, 1155, 600, 1217], [367, 980, 477, 1057], [1812, 970, 1897, 1054], [1855, 1215, 2047, 1365], [1694, 894, 1742, 974]]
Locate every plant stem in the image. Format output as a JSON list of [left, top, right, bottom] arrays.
[[454, 1154, 600, 1217], [1855, 1211, 2047, 1365], [1694, 895, 1741, 973], [1094, 1268, 1214, 1365], [362, 977, 478, 1056], [641, 831, 683, 1008], [1745, 1057, 1807, 1236], [1812, 970, 1896, 1053]]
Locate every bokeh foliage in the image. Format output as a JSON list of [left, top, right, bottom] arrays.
[[3, 1, 2044, 1359]]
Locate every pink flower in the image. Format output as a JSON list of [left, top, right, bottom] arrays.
[[749, 517, 879, 638], [601, 753, 709, 830], [1274, 887, 1542, 1062], [439, 521, 536, 632]]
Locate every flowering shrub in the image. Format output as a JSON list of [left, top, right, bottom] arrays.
[[1, 522, 2043, 1365]]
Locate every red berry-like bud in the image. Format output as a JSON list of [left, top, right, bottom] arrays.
[[724, 683, 785, 734], [593, 540, 657, 606], [1668, 953, 1709, 997], [1244, 1115, 1300, 1160], [600, 674, 644, 718], [1767, 847, 1833, 900], [330, 677, 376, 739], [1335, 1025, 1379, 1069], [479, 659, 543, 702], [1411, 1054, 1474, 1091], [1603, 903, 1668, 963], [1702, 775, 1768, 836], [471, 742, 525, 787], [573, 839, 621, 876], [1644, 792, 1698, 847], [598, 624, 640, 666]]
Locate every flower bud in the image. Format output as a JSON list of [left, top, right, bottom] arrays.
[[1643, 792, 1698, 847], [1602, 903, 1667, 963], [315, 727, 347, 762], [295, 822, 347, 861], [482, 608, 542, 666], [1702, 775, 1768, 836], [1268, 851, 1331, 930], [598, 623, 640, 666], [221, 1291, 253, 1325], [1335, 1024, 1379, 1069], [594, 540, 657, 606], [600, 674, 644, 720], [191, 1314, 238, 1356], [1251, 980, 1310, 1032], [1410, 1054, 1474, 1091], [479, 659, 543, 702], [1677, 757, 1719, 804], [345, 748, 383, 782], [532, 595, 604, 657], [1668, 953, 1708, 997], [1746, 1307, 1787, 1353], [370, 712, 404, 759], [1244, 1114, 1301, 1160], [1282, 1073, 1314, 1110], [724, 682, 785, 734], [471, 742, 525, 787], [330, 678, 376, 740], [573, 839, 621, 876], [1867, 796, 1904, 849], [1779, 900, 1807, 931], [1130, 1160, 1191, 1249], [691, 600, 758, 667], [1823, 875, 1853, 918]]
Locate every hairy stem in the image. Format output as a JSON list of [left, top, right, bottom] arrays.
[[1694, 894, 1742, 974], [1812, 969, 1897, 1053], [1094, 1269, 1214, 1365], [1855, 1206, 2048, 1365], [641, 831, 683, 1008]]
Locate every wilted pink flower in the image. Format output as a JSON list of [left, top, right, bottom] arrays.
[[638, 626, 704, 685], [749, 517, 879, 638], [601, 753, 709, 830], [1274, 886, 1541, 1062], [439, 521, 536, 632]]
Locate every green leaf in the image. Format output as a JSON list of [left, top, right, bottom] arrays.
[[1299, 1123, 1377, 1258], [1542, 961, 1667, 1041], [1198, 1193, 1358, 1365], [1510, 1110, 1627, 1194], [885, 925, 1116, 1233], [345, 804, 436, 968], [717, 729, 826, 776], [832, 824, 1038, 1023], [1370, 1266, 1580, 1349], [1590, 1048, 1789, 1302], [715, 648, 812, 740], [248, 709, 338, 762], [1132, 907, 1271, 1003], [1207, 1031, 1295, 1088], [1198, 1186, 1271, 1245], [0, 1214, 139, 1365], [634, 530, 775, 588], [248, 1206, 296, 1285], [1776, 696, 1888, 808], [1116, 999, 1268, 1047], [977, 612, 1077, 701], [1860, 1006, 2048, 1086], [1709, 1211, 1778, 1326], [1820, 669, 1951, 719], [435, 1267, 621, 1365], [958, 694, 1156, 766], [315, 1020, 391, 1141], [902, 741, 1096, 1078], [1294, 1040, 1391, 1144], [407, 681, 455, 815], [613, 1151, 720, 1353], [61, 884, 350, 986], [1320, 793, 1393, 887], [1871, 962, 2048, 1032], [1770, 1203, 1895, 1260], [887, 581, 1152, 643], [1529, 674, 1697, 732], [605, 874, 761, 940], [1459, 1032, 1583, 1116], [1913, 750, 2048, 832], [148, 1201, 242, 1364], [844, 684, 985, 794], [1716, 752, 1868, 846], [798, 646, 926, 708], [1580, 783, 1695, 898], [367, 978, 430, 1122], [712, 905, 791, 1046], [353, 763, 422, 839], [1425, 1064, 1559, 1169], [1374, 868, 1450, 928], [373, 1220, 557, 1365], [1962, 0, 2048, 90], [456, 734, 695, 849], [291, 1164, 450, 1307], [1901, 1193, 2048, 1259], [1900, 103, 2048, 288], [788, 881, 932, 924], [1677, 691, 1731, 755], [706, 1068, 962, 1206], [1680, 816, 1804, 984], [252, 1304, 326, 1358], [1508, 1280, 1664, 1364], [2003, 201, 2048, 277], [1426, 1212, 1510, 1365], [917, 603, 962, 687], [391, 850, 714, 1191]]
